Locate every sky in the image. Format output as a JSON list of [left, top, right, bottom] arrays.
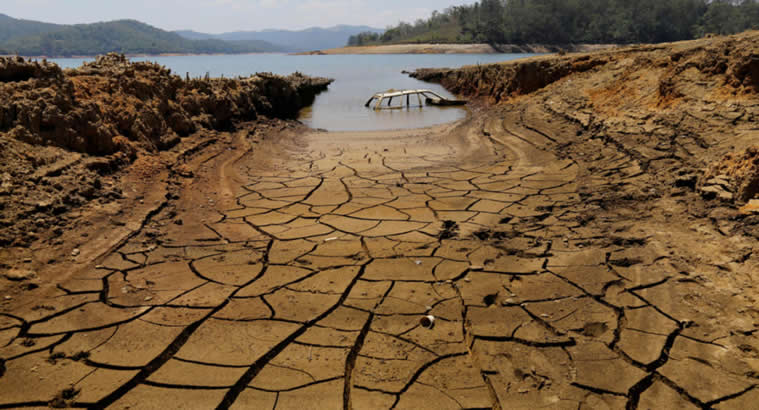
[[2, 0, 471, 33]]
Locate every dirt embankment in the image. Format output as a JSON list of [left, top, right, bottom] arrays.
[[401, 32, 759, 408], [412, 34, 759, 102], [0, 54, 331, 248], [412, 53, 610, 97], [1, 54, 331, 155], [413, 31, 759, 207], [296, 43, 617, 55]]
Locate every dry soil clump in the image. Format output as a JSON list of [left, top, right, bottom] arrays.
[[0, 54, 331, 248]]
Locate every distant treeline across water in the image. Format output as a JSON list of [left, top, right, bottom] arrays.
[[349, 0, 759, 46]]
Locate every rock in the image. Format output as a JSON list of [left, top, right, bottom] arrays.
[[699, 186, 718, 199], [175, 165, 194, 178], [3, 269, 36, 281], [35, 201, 52, 211], [718, 191, 734, 201], [705, 177, 730, 188], [740, 199, 759, 214], [0, 57, 62, 83], [700, 185, 734, 201], [71, 248, 80, 257], [702, 146, 759, 202], [727, 52, 759, 91], [674, 174, 698, 189]]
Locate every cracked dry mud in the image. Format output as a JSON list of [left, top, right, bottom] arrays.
[[2, 99, 759, 407]]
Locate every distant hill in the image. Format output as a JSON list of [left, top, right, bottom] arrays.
[[175, 25, 385, 52], [0, 16, 283, 57], [0, 13, 63, 43]]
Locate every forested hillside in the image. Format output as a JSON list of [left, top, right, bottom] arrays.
[[349, 0, 759, 46], [0, 13, 63, 43], [176, 25, 383, 52], [0, 17, 281, 57]]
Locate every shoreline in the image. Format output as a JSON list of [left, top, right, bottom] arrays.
[[0, 51, 287, 60], [0, 43, 622, 59], [295, 42, 620, 55]]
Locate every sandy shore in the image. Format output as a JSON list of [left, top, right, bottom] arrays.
[[297, 43, 500, 55], [296, 42, 620, 55]]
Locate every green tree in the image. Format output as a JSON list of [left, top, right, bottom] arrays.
[[374, 0, 758, 47]]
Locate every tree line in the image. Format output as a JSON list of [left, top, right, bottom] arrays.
[[348, 0, 759, 46]]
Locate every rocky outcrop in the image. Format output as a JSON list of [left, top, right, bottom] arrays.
[[0, 57, 63, 83], [727, 51, 759, 91], [0, 53, 332, 155], [701, 146, 759, 203]]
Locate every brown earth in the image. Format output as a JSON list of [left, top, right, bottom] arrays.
[[0, 54, 331, 248], [1, 32, 759, 409]]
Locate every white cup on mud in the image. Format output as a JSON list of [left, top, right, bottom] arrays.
[[420, 315, 436, 329]]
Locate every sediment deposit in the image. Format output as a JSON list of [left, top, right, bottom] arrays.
[[2, 32, 759, 409]]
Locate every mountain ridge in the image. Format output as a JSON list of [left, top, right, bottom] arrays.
[[0, 12, 64, 43], [0, 15, 283, 57], [174, 25, 384, 51]]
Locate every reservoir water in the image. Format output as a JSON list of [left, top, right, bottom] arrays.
[[51, 53, 534, 131]]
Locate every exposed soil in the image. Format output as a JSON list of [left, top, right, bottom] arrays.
[[2, 32, 759, 409], [0, 54, 331, 248]]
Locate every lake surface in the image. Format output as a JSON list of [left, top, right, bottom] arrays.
[[51, 53, 535, 131]]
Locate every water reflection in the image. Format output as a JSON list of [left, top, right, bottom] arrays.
[[301, 102, 466, 132]]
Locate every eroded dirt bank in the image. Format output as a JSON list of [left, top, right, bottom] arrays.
[[1, 33, 759, 409], [0, 53, 331, 249], [408, 31, 759, 408]]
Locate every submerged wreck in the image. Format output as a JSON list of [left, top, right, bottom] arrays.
[[365, 89, 467, 110]]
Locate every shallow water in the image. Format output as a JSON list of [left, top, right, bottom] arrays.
[[51, 53, 535, 131]]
